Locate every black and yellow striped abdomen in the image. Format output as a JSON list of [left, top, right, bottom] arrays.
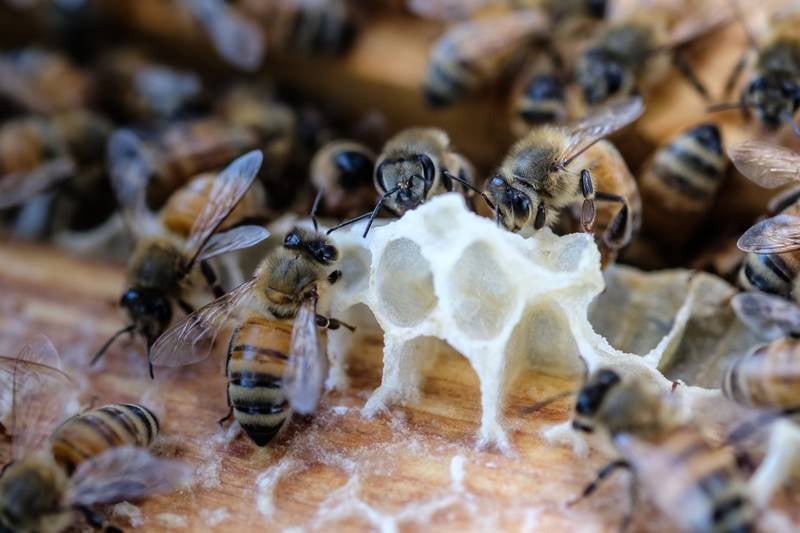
[[738, 202, 800, 298], [49, 403, 159, 474], [724, 337, 800, 409], [618, 428, 756, 533], [640, 124, 726, 247], [227, 315, 293, 447]]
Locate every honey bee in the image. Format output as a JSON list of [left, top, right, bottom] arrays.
[[570, 368, 758, 532], [237, 0, 360, 56], [639, 123, 727, 249], [729, 140, 800, 299], [310, 140, 377, 218], [729, 291, 800, 413], [93, 145, 270, 375], [327, 127, 484, 237], [105, 118, 260, 204], [0, 111, 110, 209], [713, 1, 800, 135], [573, 1, 729, 106], [0, 48, 92, 115], [0, 336, 190, 533], [149, 228, 352, 446], [182, 0, 266, 71], [484, 97, 643, 250], [509, 57, 569, 136], [98, 48, 204, 122]]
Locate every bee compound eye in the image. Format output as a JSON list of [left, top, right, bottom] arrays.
[[284, 231, 302, 248], [417, 154, 436, 185]]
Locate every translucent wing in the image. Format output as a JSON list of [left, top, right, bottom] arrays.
[[0, 157, 76, 209], [0, 335, 74, 460], [283, 294, 327, 415], [729, 140, 800, 188], [731, 292, 800, 337], [64, 446, 193, 507], [198, 225, 270, 262], [149, 277, 258, 368], [182, 150, 263, 268], [184, 0, 265, 71], [562, 96, 644, 164], [737, 214, 800, 254], [107, 128, 156, 237]]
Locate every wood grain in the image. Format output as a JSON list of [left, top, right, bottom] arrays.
[[0, 238, 798, 532]]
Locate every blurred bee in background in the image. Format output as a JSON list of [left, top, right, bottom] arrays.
[[181, 0, 266, 71], [93, 145, 269, 375], [150, 226, 353, 446], [729, 140, 800, 300], [327, 127, 485, 237], [712, 1, 800, 135], [573, 0, 730, 107], [310, 140, 377, 219], [639, 123, 727, 250], [0, 48, 93, 115], [0, 110, 110, 211], [97, 48, 206, 123], [569, 368, 758, 532], [508, 55, 569, 136], [237, 0, 360, 56], [408, 0, 606, 22], [0, 335, 191, 533], [485, 97, 643, 253]]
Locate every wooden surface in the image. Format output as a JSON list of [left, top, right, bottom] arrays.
[[0, 238, 766, 532]]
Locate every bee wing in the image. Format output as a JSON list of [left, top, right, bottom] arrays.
[[0, 335, 74, 460], [0, 157, 76, 209], [283, 294, 327, 415], [562, 97, 644, 164], [198, 225, 270, 262], [64, 445, 193, 507], [183, 0, 265, 71], [107, 129, 157, 238], [729, 140, 800, 189], [0, 56, 51, 114], [731, 292, 800, 337], [182, 150, 263, 268], [149, 277, 258, 368], [737, 214, 800, 254]]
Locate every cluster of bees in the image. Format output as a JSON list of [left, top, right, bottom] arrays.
[[1, 0, 800, 531]]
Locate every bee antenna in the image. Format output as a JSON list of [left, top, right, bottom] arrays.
[[442, 169, 496, 210], [706, 102, 746, 113], [90, 324, 136, 366], [781, 110, 800, 137], [310, 187, 324, 232]]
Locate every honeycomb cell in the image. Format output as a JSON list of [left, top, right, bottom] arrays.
[[376, 238, 437, 327]]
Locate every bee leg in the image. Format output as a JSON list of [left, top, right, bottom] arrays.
[[569, 460, 636, 531], [177, 299, 195, 316], [579, 169, 596, 232], [218, 407, 234, 426], [200, 260, 225, 298], [78, 506, 123, 533], [723, 51, 751, 100], [594, 192, 631, 249], [672, 50, 710, 100], [315, 314, 356, 332]]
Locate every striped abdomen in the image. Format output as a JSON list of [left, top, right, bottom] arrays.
[[49, 403, 159, 474], [738, 202, 800, 298], [639, 124, 726, 247], [617, 428, 756, 533], [227, 315, 293, 446], [724, 337, 800, 409], [510, 73, 567, 136]]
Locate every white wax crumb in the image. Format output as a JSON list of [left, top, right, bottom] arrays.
[[110, 502, 144, 528], [156, 513, 187, 529], [199, 507, 229, 527], [255, 457, 300, 520], [760, 510, 796, 533], [196, 456, 221, 490], [331, 405, 350, 415], [541, 421, 589, 457], [449, 454, 465, 491]]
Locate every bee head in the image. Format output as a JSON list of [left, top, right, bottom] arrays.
[[333, 149, 374, 191], [284, 229, 339, 265], [120, 288, 172, 346], [744, 72, 800, 130], [575, 48, 630, 105], [376, 154, 436, 214], [572, 368, 621, 433], [485, 174, 538, 232], [0, 459, 67, 533], [586, 0, 607, 18], [56, 110, 111, 164]]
